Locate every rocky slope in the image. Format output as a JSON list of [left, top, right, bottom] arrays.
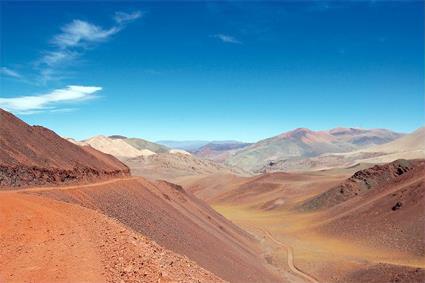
[[194, 141, 251, 162], [182, 159, 425, 283], [300, 159, 425, 256], [0, 192, 223, 283], [300, 159, 423, 211], [124, 151, 248, 182], [261, 127, 424, 173], [30, 177, 282, 282], [226, 127, 403, 172], [0, 109, 129, 188]]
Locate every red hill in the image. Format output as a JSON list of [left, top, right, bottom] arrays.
[[0, 108, 129, 187]]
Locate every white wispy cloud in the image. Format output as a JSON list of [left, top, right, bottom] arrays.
[[212, 34, 242, 44], [1, 67, 21, 78], [40, 50, 78, 67], [0, 85, 102, 114], [114, 11, 143, 24], [52, 20, 120, 49], [36, 11, 142, 83]]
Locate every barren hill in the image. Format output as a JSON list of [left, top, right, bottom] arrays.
[[260, 127, 425, 173], [0, 109, 129, 187], [29, 177, 282, 283], [109, 135, 169, 153], [194, 141, 251, 162], [226, 127, 403, 172], [300, 159, 425, 256], [83, 135, 156, 159], [125, 152, 248, 182], [181, 160, 425, 283]]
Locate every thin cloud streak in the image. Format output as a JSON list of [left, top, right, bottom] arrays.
[[51, 20, 120, 49], [0, 85, 102, 114], [1, 67, 21, 78], [37, 11, 141, 83], [114, 11, 143, 24], [212, 34, 242, 44]]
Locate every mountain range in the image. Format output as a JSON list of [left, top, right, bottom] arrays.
[[225, 127, 406, 172], [1, 107, 424, 283], [66, 126, 424, 177], [0, 108, 280, 282], [260, 127, 425, 173]]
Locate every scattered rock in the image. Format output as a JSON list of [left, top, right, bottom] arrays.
[[392, 202, 402, 211]]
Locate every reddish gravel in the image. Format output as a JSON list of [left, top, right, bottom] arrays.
[[300, 159, 424, 211], [29, 177, 282, 283], [342, 263, 425, 283], [0, 192, 224, 282]]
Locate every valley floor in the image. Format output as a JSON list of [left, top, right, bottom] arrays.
[[177, 162, 425, 283], [213, 204, 425, 283]]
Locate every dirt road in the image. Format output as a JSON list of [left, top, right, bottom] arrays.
[[264, 230, 319, 283], [0, 191, 222, 282], [253, 227, 318, 283], [0, 193, 106, 282], [3, 176, 138, 193]]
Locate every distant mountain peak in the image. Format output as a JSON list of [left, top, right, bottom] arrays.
[[279, 128, 314, 138], [109, 135, 127, 140], [226, 126, 406, 172]]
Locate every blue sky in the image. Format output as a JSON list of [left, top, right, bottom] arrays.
[[0, 1, 423, 142]]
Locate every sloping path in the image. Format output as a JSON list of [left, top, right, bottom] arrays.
[[243, 225, 319, 283], [1, 176, 138, 193], [262, 229, 319, 283], [0, 192, 223, 282], [0, 193, 105, 282]]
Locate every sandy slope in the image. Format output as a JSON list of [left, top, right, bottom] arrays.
[[0, 192, 223, 283], [169, 149, 191, 155], [304, 160, 425, 258], [124, 152, 248, 182], [182, 160, 425, 283], [111, 136, 169, 153], [27, 177, 281, 283], [83, 135, 156, 158]]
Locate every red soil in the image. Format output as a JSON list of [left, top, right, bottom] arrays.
[[0, 109, 129, 187], [0, 192, 223, 282], [300, 159, 424, 211], [28, 177, 282, 283], [311, 160, 425, 256]]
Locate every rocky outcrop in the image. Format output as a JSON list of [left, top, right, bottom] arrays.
[[299, 159, 423, 211], [0, 165, 129, 189]]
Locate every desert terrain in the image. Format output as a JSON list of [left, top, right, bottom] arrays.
[[0, 190, 223, 283], [0, 109, 281, 282], [1, 108, 424, 282], [179, 159, 425, 283], [2, 1, 423, 281]]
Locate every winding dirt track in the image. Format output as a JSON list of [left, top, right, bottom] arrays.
[[6, 176, 139, 193], [261, 228, 319, 283]]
